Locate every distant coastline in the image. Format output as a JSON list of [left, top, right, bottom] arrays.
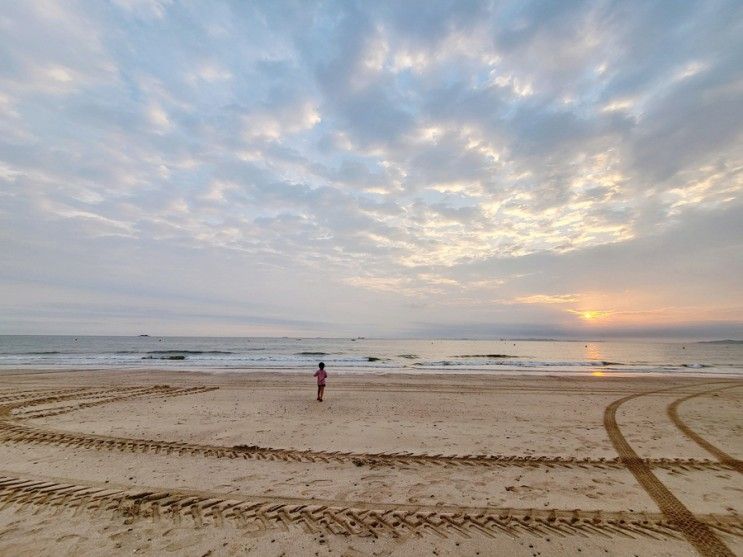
[[697, 339, 743, 344]]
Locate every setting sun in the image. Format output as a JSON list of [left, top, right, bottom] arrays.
[[569, 309, 611, 321]]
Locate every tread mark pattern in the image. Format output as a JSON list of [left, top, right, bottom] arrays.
[[0, 475, 740, 541], [0, 386, 171, 418], [604, 382, 742, 557], [666, 385, 742, 474], [0, 387, 735, 474], [3, 382, 742, 548], [0, 388, 98, 404], [10, 386, 216, 420]]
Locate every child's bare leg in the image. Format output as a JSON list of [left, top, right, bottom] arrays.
[[317, 386, 321, 401], [319, 385, 325, 401]]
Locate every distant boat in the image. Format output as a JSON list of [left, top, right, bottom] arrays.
[[138, 334, 150, 337]]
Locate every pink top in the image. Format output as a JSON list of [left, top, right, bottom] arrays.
[[314, 368, 327, 385]]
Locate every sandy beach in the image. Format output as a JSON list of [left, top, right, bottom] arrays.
[[0, 369, 741, 556]]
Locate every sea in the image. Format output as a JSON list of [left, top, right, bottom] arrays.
[[0, 336, 742, 377]]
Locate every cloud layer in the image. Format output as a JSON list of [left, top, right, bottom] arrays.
[[1, 0, 741, 338]]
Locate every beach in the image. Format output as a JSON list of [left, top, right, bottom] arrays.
[[0, 369, 740, 556]]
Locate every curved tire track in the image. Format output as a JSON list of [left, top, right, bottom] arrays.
[[0, 421, 732, 472], [0, 388, 98, 404], [0, 386, 735, 474], [0, 386, 172, 418], [9, 386, 217, 420], [667, 385, 742, 473], [604, 382, 739, 557], [1, 382, 742, 547]]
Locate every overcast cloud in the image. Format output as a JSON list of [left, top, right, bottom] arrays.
[[0, 0, 741, 338]]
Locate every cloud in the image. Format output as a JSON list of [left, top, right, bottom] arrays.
[[515, 294, 578, 305], [243, 100, 321, 140], [0, 1, 741, 337], [110, 0, 173, 20]]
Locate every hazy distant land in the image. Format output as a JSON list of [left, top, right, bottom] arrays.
[[698, 339, 743, 344]]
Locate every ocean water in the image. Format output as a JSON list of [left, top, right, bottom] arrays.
[[0, 336, 742, 377]]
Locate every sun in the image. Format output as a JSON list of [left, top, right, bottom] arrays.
[[569, 309, 611, 321]]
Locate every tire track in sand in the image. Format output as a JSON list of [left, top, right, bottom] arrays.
[[0, 386, 170, 418], [0, 388, 97, 404], [0, 421, 732, 473], [604, 382, 740, 557], [0, 474, 741, 541], [0, 386, 734, 474], [9, 386, 217, 420], [667, 384, 742, 473]]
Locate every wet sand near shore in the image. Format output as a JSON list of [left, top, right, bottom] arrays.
[[0, 369, 741, 556]]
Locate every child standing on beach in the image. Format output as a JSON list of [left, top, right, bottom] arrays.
[[314, 362, 327, 402]]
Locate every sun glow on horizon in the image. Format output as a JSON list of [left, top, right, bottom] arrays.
[[569, 309, 612, 321]]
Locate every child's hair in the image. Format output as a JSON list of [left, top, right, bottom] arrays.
[[319, 362, 325, 369]]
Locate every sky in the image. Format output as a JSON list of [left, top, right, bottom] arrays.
[[0, 0, 742, 339]]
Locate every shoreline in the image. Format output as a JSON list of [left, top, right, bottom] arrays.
[[1, 364, 743, 380]]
